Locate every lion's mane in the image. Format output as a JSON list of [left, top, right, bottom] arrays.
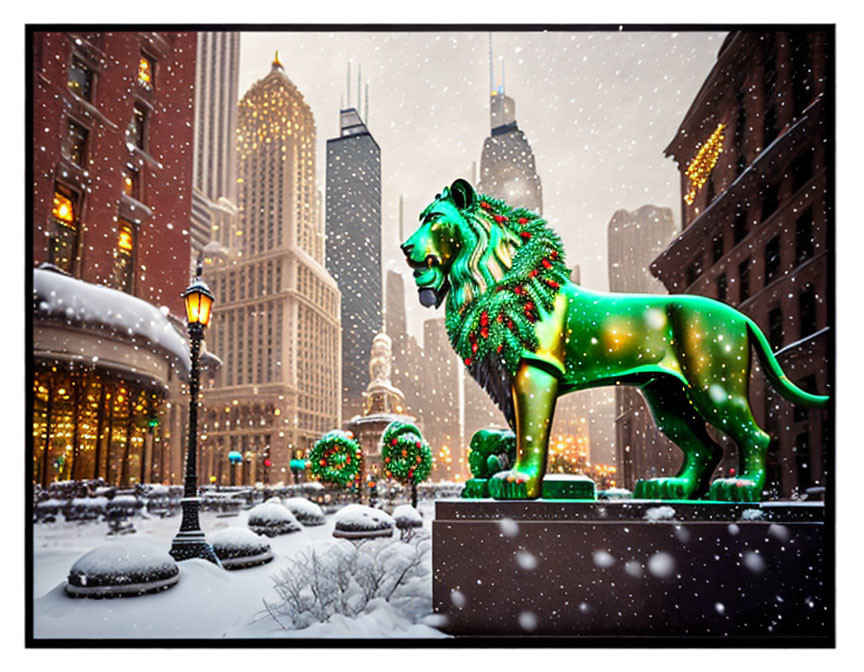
[[442, 193, 571, 427]]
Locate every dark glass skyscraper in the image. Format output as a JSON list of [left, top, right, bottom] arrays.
[[326, 108, 382, 419]]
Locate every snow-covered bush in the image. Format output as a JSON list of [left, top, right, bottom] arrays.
[[261, 537, 431, 630], [247, 501, 302, 537], [65, 539, 179, 598], [34, 498, 64, 523], [392, 505, 424, 541], [333, 504, 394, 539], [282, 497, 326, 526], [211, 527, 274, 569], [64, 497, 108, 522]]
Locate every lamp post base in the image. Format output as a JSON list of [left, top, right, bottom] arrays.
[[169, 498, 221, 566]]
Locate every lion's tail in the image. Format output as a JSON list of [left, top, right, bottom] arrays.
[[746, 318, 829, 408]]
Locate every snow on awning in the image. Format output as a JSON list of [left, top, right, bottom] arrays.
[[33, 267, 190, 373]]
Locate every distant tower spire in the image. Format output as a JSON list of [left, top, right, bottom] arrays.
[[488, 32, 495, 95], [272, 50, 283, 70]]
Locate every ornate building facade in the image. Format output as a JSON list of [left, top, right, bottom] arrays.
[[202, 55, 341, 486], [31, 30, 202, 487], [651, 30, 831, 498]]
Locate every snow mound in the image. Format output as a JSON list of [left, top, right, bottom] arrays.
[[66, 539, 179, 597], [392, 505, 423, 528], [247, 501, 302, 537], [644, 505, 676, 522], [333, 504, 394, 538], [210, 528, 273, 569], [282, 497, 326, 526], [600, 487, 632, 499]]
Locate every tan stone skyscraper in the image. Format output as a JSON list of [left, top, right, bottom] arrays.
[[201, 54, 341, 486]]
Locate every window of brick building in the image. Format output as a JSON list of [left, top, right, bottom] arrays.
[[795, 208, 814, 263], [717, 272, 728, 302], [686, 258, 702, 287], [768, 306, 783, 351], [799, 283, 817, 339], [49, 184, 79, 272], [765, 235, 781, 283], [110, 219, 136, 293], [712, 235, 724, 264], [122, 164, 140, 199], [126, 103, 148, 149], [67, 57, 93, 100], [791, 150, 815, 193], [738, 258, 751, 301], [733, 209, 748, 244], [138, 53, 154, 90], [61, 118, 88, 166], [762, 182, 781, 222]]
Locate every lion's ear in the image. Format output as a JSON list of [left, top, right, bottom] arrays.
[[450, 179, 476, 211]]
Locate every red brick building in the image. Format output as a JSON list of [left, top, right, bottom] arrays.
[[33, 31, 196, 315], [651, 30, 831, 498], [31, 31, 204, 487]]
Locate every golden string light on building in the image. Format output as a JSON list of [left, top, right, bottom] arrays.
[[683, 122, 726, 205]]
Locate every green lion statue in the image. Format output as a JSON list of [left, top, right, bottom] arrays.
[[462, 428, 517, 498], [401, 179, 829, 502]]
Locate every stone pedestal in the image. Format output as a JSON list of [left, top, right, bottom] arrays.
[[432, 499, 830, 641]]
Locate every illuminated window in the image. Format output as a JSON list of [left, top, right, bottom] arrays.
[[137, 54, 154, 90], [49, 184, 79, 272], [126, 103, 147, 149], [111, 219, 136, 293], [67, 57, 93, 100], [61, 119, 88, 166], [122, 164, 139, 199]]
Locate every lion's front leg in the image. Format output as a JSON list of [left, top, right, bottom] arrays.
[[488, 362, 559, 499]]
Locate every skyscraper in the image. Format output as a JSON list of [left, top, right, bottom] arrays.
[[466, 47, 544, 442], [326, 94, 382, 420], [478, 54, 543, 214], [202, 55, 341, 486], [190, 31, 241, 264], [607, 206, 680, 489]]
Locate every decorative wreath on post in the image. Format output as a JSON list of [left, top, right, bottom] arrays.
[[309, 430, 362, 488], [380, 422, 433, 485]]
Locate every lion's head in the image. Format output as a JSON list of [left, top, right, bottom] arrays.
[[400, 179, 521, 310]]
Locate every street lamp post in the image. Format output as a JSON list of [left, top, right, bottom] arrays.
[[170, 262, 220, 565], [228, 451, 243, 486]]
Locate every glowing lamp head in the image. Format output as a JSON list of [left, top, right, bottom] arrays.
[[182, 278, 215, 328]]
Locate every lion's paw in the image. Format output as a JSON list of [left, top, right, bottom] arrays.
[[634, 477, 693, 500], [708, 477, 761, 502], [488, 470, 539, 499]]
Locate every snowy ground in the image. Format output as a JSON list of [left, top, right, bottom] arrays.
[[32, 501, 446, 640]]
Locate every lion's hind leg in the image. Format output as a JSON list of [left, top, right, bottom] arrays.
[[703, 396, 770, 502], [633, 377, 722, 500]]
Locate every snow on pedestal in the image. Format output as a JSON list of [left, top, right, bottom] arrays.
[[282, 497, 326, 526], [65, 539, 179, 598], [247, 501, 302, 537], [332, 504, 394, 539], [210, 528, 273, 569]]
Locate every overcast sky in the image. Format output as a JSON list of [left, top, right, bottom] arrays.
[[239, 29, 726, 343]]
